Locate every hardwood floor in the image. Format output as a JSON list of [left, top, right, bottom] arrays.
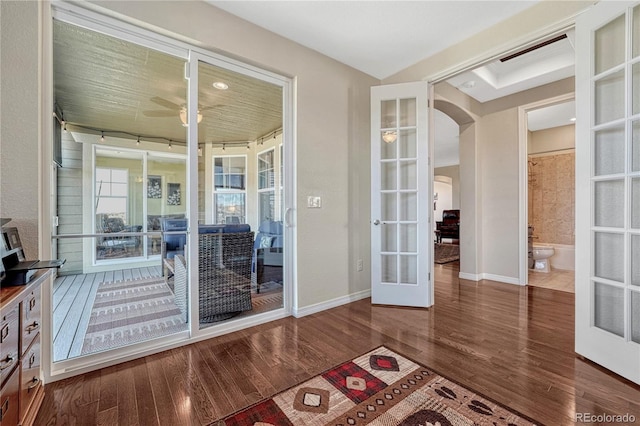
[[35, 261, 640, 425]]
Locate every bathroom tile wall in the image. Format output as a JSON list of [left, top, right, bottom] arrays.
[[529, 151, 575, 245]]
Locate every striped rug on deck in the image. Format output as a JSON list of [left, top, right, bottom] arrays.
[[81, 277, 188, 355]]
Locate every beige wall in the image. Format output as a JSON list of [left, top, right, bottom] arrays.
[[0, 1, 41, 259], [529, 124, 575, 154]]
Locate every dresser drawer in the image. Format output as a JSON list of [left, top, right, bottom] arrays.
[[20, 334, 41, 422], [21, 285, 41, 356], [0, 365, 19, 426], [0, 305, 19, 387]]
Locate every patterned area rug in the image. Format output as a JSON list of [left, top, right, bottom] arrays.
[[218, 346, 538, 426], [435, 243, 460, 264], [252, 282, 283, 314], [81, 277, 188, 355]]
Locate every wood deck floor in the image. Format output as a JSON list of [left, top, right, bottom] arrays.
[[37, 261, 640, 425], [53, 266, 163, 362]]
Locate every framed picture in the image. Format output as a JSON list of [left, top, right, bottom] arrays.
[[3, 227, 25, 260], [167, 183, 181, 205], [147, 175, 162, 198]]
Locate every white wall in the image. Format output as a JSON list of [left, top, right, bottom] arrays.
[[434, 178, 453, 223]]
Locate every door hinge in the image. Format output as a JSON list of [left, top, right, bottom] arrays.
[[428, 272, 431, 281]]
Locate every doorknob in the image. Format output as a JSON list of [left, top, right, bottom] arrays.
[[373, 219, 381, 225]]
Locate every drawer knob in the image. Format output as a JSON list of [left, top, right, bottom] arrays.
[[27, 377, 40, 391], [26, 321, 39, 332], [0, 354, 15, 370]]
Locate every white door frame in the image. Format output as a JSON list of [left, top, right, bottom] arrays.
[[517, 93, 575, 285]]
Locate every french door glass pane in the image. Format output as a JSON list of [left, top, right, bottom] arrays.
[[381, 255, 397, 283], [594, 179, 624, 227], [634, 63, 640, 115], [595, 14, 625, 74], [399, 224, 417, 252], [382, 193, 397, 221], [594, 282, 625, 337], [399, 98, 416, 127], [632, 235, 640, 286], [381, 100, 397, 128], [595, 70, 625, 125], [632, 291, 640, 343], [399, 160, 417, 190], [381, 162, 397, 190], [634, 5, 640, 59], [594, 125, 625, 176], [382, 224, 397, 252], [633, 178, 640, 229], [399, 193, 417, 221], [594, 232, 624, 282], [381, 132, 397, 160], [634, 120, 640, 172], [400, 255, 417, 284], [399, 129, 417, 158]]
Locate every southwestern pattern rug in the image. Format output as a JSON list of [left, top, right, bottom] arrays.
[[81, 277, 188, 355], [218, 346, 538, 426]]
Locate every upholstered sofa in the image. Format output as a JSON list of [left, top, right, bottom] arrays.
[[436, 209, 460, 241]]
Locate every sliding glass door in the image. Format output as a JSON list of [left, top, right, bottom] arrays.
[[52, 18, 190, 364], [193, 59, 285, 329], [49, 3, 293, 379]]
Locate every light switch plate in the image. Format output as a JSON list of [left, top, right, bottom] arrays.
[[307, 196, 322, 208]]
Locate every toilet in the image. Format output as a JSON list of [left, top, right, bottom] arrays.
[[532, 244, 555, 273]]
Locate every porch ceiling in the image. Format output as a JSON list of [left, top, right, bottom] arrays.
[[53, 20, 282, 148]]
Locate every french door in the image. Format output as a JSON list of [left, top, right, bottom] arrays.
[[575, 1, 640, 384], [370, 82, 432, 308]]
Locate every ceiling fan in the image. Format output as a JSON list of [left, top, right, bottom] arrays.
[[143, 96, 225, 126]]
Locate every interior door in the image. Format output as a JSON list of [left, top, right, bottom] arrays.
[[371, 82, 432, 308], [575, 1, 640, 384]]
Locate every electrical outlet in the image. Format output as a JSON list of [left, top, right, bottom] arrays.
[[357, 259, 364, 271]]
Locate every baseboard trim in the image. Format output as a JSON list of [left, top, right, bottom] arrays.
[[293, 289, 371, 318], [482, 273, 523, 286], [459, 272, 481, 281], [459, 272, 523, 285]]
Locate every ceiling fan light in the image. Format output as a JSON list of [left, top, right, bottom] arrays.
[[382, 131, 397, 144], [179, 109, 203, 127]]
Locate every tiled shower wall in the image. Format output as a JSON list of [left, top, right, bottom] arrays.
[[528, 151, 575, 245]]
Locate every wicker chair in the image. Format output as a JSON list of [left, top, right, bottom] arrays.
[[172, 229, 254, 323]]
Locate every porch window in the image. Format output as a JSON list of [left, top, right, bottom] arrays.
[[258, 148, 275, 223], [213, 155, 247, 224]]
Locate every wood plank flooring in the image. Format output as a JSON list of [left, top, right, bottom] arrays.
[[36, 261, 640, 425]]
